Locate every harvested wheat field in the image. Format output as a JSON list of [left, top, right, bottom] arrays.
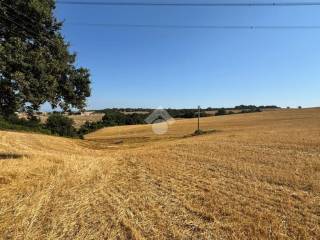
[[0, 108, 319, 239]]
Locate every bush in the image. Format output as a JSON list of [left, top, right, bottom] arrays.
[[214, 107, 261, 117], [6, 114, 41, 127], [77, 112, 147, 136], [45, 114, 77, 137], [241, 108, 261, 114], [0, 114, 50, 134], [77, 120, 105, 136], [102, 111, 126, 126], [236, 105, 278, 110], [166, 109, 209, 118], [215, 108, 227, 116], [102, 112, 145, 126], [193, 129, 205, 136]]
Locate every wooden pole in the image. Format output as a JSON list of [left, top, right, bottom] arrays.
[[198, 105, 200, 131]]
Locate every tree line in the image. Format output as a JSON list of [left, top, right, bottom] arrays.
[[0, 104, 270, 138]]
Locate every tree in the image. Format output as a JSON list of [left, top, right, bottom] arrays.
[[102, 112, 126, 126], [0, 0, 91, 117], [45, 114, 76, 137]]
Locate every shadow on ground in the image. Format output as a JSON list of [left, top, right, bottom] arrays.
[[0, 153, 24, 160]]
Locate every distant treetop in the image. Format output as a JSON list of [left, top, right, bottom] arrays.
[[235, 105, 279, 110]]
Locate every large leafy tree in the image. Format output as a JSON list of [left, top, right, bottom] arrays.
[[0, 0, 91, 117]]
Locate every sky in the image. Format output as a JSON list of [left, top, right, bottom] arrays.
[[52, 1, 320, 110]]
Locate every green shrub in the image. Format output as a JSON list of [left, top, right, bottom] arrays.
[[78, 111, 147, 136], [166, 109, 208, 118], [215, 108, 227, 116], [0, 115, 50, 134], [102, 112, 145, 126], [102, 111, 126, 126], [241, 108, 261, 114], [45, 114, 77, 137], [77, 120, 105, 136]]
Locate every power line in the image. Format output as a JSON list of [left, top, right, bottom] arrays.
[[66, 22, 320, 29], [2, 2, 319, 35], [3, 1, 319, 32], [56, 1, 320, 7]]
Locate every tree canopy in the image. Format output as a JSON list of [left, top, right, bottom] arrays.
[[0, 0, 91, 117]]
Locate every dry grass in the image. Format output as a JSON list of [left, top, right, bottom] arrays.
[[68, 113, 104, 128], [0, 108, 319, 239]]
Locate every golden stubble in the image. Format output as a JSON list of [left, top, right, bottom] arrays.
[[0, 108, 319, 239]]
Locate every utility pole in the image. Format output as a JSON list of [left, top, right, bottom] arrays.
[[197, 105, 200, 132]]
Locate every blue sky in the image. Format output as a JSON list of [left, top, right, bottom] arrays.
[[53, 1, 320, 109]]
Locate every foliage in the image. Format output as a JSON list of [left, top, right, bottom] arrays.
[[78, 112, 147, 136], [192, 129, 217, 136], [95, 108, 152, 114], [193, 129, 205, 136], [240, 108, 261, 113], [215, 108, 227, 116], [166, 109, 209, 118], [0, 0, 91, 117], [45, 114, 77, 137], [95, 108, 210, 119], [0, 111, 147, 138], [77, 120, 105, 136], [235, 105, 278, 110], [215, 107, 261, 117], [0, 115, 50, 134], [102, 112, 145, 125]]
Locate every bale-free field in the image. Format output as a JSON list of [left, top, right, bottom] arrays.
[[0, 109, 319, 239]]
